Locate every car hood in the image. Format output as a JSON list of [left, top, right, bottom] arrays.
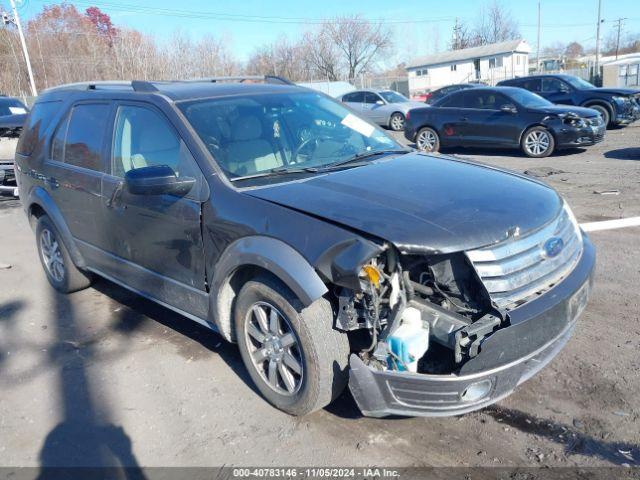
[[246, 153, 563, 254], [536, 105, 599, 117], [587, 87, 640, 96]]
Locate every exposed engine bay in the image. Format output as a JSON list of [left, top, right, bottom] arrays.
[[334, 245, 507, 374]]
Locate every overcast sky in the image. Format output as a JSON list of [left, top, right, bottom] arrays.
[[14, 0, 640, 62]]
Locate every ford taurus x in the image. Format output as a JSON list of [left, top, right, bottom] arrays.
[[15, 77, 595, 417]]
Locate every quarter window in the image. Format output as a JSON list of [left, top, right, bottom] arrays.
[[60, 104, 110, 171], [18, 101, 61, 156], [112, 105, 198, 180]]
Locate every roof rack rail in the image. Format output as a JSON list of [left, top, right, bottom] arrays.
[[179, 75, 294, 85], [43, 80, 160, 94]]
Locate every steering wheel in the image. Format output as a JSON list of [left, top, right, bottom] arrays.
[[292, 135, 331, 163]]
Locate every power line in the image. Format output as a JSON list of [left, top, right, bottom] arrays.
[[32, 0, 458, 25]]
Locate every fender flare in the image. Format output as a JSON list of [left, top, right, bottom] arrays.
[[209, 236, 328, 341], [27, 186, 86, 268]]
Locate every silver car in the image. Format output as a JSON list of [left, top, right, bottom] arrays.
[[341, 89, 425, 131]]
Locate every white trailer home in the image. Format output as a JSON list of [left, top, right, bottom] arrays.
[[406, 39, 531, 98]]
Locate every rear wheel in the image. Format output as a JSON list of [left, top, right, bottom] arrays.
[[521, 126, 555, 158], [35, 215, 92, 293], [389, 112, 405, 131], [588, 104, 611, 128], [235, 276, 350, 416], [416, 127, 440, 152]]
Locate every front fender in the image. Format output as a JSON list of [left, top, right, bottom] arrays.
[[209, 236, 328, 341], [27, 186, 86, 268]]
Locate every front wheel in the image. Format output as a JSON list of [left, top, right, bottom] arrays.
[[389, 112, 405, 131], [235, 276, 350, 416], [521, 126, 555, 158], [588, 104, 611, 128], [416, 127, 440, 152]]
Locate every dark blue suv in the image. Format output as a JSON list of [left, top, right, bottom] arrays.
[[498, 74, 640, 127]]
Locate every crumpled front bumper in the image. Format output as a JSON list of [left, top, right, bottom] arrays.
[[614, 101, 640, 125], [348, 236, 596, 418]]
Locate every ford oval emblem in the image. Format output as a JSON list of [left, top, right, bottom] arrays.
[[542, 237, 564, 258]]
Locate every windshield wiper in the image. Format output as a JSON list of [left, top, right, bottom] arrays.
[[229, 166, 319, 182], [317, 149, 410, 171]]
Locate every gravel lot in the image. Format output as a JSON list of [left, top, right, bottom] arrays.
[[0, 125, 638, 470]]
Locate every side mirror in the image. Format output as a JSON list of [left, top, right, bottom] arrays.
[[375, 100, 384, 105], [500, 103, 518, 114], [125, 165, 195, 196]]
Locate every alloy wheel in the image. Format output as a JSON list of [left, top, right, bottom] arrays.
[[244, 302, 304, 396], [40, 228, 65, 283], [391, 114, 404, 131], [417, 129, 437, 151], [524, 130, 550, 156]]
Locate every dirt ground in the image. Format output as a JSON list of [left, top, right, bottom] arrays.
[[0, 125, 638, 470]]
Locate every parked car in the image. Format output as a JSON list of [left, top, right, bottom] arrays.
[[405, 86, 605, 157], [498, 74, 640, 127], [0, 96, 29, 197], [424, 83, 480, 104], [341, 89, 424, 131], [16, 77, 594, 418]]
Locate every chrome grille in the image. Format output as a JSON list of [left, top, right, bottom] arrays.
[[467, 207, 583, 310]]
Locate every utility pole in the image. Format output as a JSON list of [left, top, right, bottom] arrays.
[[452, 17, 460, 50], [7, 0, 37, 97], [536, 1, 541, 72], [614, 17, 627, 59], [594, 0, 603, 83]]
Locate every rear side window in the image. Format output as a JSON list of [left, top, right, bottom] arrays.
[[59, 104, 110, 171], [16, 101, 61, 156], [437, 92, 464, 108], [344, 92, 364, 103], [520, 78, 542, 92]]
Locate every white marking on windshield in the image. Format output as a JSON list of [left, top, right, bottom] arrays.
[[341, 113, 375, 137]]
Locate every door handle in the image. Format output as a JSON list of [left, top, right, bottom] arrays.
[[45, 177, 59, 188], [106, 181, 124, 208]]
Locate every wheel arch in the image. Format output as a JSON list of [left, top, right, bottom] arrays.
[[209, 236, 328, 342], [581, 99, 613, 115], [26, 187, 86, 268]]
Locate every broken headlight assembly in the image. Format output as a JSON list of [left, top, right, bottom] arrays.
[[559, 113, 586, 128]]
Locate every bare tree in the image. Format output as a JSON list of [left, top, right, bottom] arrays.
[[324, 15, 392, 83], [474, 1, 520, 45], [303, 29, 341, 81], [453, 1, 520, 49]]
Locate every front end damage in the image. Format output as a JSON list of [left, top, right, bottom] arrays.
[[322, 205, 595, 417]]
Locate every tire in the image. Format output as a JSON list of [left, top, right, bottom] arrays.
[[389, 112, 405, 131], [35, 215, 92, 293], [234, 275, 350, 416], [415, 127, 440, 152], [520, 126, 555, 158], [588, 104, 611, 128]]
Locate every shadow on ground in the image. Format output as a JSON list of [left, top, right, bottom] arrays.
[[604, 148, 640, 160], [486, 406, 639, 466], [37, 287, 147, 479]]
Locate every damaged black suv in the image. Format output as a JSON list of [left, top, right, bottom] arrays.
[[15, 77, 595, 417]]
